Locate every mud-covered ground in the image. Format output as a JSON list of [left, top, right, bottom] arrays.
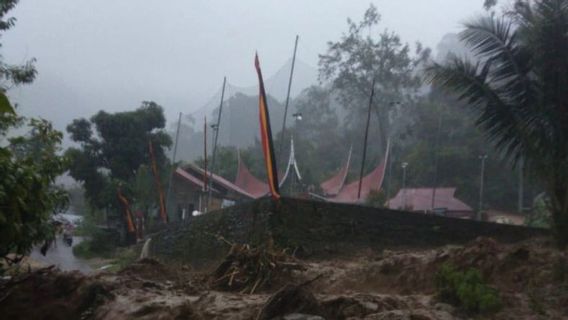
[[1, 237, 567, 320]]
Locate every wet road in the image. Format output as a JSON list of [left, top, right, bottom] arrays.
[[30, 236, 92, 273]]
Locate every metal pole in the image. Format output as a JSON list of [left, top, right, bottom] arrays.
[[208, 77, 227, 208], [165, 112, 182, 219], [402, 162, 408, 209], [431, 115, 443, 211], [358, 76, 376, 200], [385, 145, 393, 206], [278, 35, 299, 166], [203, 117, 208, 211], [478, 154, 487, 220], [518, 160, 524, 213]]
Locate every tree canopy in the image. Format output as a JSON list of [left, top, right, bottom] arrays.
[[427, 0, 568, 247], [66, 102, 172, 211], [0, 0, 67, 264]]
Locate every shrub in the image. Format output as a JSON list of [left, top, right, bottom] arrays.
[[72, 227, 118, 259], [435, 263, 502, 314]]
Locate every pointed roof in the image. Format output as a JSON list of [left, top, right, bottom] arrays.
[[175, 164, 255, 199], [329, 140, 390, 204], [386, 187, 473, 214], [320, 146, 352, 196], [279, 138, 302, 187], [234, 151, 269, 198]]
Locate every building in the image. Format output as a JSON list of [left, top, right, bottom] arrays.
[[387, 187, 474, 218], [170, 139, 390, 219], [169, 163, 255, 221]]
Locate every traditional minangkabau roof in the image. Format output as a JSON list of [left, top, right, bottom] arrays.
[[279, 138, 302, 187], [320, 145, 352, 196], [234, 151, 269, 199], [386, 187, 473, 215], [328, 140, 390, 204], [176, 163, 255, 200]]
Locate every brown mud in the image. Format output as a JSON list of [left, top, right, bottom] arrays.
[[1, 237, 567, 319]]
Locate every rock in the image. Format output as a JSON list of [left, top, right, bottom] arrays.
[[433, 302, 455, 314], [282, 313, 325, 320], [362, 301, 379, 312]]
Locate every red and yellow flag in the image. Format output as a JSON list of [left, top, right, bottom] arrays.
[[254, 53, 280, 199]]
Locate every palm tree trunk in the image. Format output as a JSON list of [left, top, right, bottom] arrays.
[[550, 179, 568, 249]]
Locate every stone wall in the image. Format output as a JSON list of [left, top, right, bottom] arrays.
[[151, 197, 547, 268]]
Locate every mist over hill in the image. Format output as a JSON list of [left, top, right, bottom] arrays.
[[170, 58, 318, 161], [190, 58, 318, 124]]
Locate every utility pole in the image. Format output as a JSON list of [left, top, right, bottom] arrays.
[[208, 77, 227, 208], [165, 112, 182, 220], [431, 114, 443, 211], [518, 160, 524, 213], [478, 154, 488, 220], [202, 116, 207, 212], [358, 76, 377, 200], [278, 35, 299, 166], [402, 162, 408, 209], [385, 149, 394, 206]]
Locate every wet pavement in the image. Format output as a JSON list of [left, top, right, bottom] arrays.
[[30, 236, 92, 273]]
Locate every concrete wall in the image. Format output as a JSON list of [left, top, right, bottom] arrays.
[[151, 197, 547, 268]]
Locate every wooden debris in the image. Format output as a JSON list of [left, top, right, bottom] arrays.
[[210, 242, 306, 294]]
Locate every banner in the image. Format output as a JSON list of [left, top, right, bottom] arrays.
[[254, 53, 280, 199]]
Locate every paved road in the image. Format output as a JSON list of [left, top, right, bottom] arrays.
[[30, 236, 92, 273]]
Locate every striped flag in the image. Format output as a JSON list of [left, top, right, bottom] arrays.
[[255, 53, 280, 199]]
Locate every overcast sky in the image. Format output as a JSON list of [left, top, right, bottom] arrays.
[[3, 0, 485, 129]]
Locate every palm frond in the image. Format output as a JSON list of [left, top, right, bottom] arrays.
[[425, 57, 538, 163], [461, 16, 535, 107]]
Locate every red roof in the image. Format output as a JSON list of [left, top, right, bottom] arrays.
[[320, 147, 351, 196], [234, 155, 269, 199], [175, 167, 208, 190], [329, 157, 387, 203], [387, 188, 473, 213], [176, 164, 255, 199]]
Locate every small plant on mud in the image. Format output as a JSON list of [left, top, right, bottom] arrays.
[[435, 263, 502, 315]]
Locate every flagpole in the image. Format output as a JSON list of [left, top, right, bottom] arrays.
[[165, 112, 182, 220], [203, 116, 208, 212], [208, 77, 227, 208], [278, 35, 299, 166], [358, 76, 376, 200], [148, 141, 168, 223]]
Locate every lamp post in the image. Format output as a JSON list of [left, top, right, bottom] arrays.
[[478, 154, 488, 220], [206, 123, 219, 208], [402, 162, 408, 209]]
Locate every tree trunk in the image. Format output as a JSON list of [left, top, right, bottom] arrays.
[[550, 180, 568, 249], [552, 208, 568, 249]]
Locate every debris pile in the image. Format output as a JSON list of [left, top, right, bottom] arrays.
[[211, 243, 306, 294], [0, 266, 113, 320], [1, 237, 567, 319]]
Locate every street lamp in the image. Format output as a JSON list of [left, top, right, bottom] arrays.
[[402, 162, 408, 209], [478, 154, 488, 220]]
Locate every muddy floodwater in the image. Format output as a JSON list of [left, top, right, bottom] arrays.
[[30, 236, 92, 273]]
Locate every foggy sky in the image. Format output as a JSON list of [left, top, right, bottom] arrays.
[[3, 0, 484, 131]]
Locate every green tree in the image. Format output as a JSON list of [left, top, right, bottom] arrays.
[[0, 0, 68, 264], [66, 102, 172, 215], [393, 90, 534, 211], [427, 0, 568, 247], [319, 4, 430, 154]]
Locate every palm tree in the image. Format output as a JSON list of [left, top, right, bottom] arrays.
[[427, 0, 568, 247]]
